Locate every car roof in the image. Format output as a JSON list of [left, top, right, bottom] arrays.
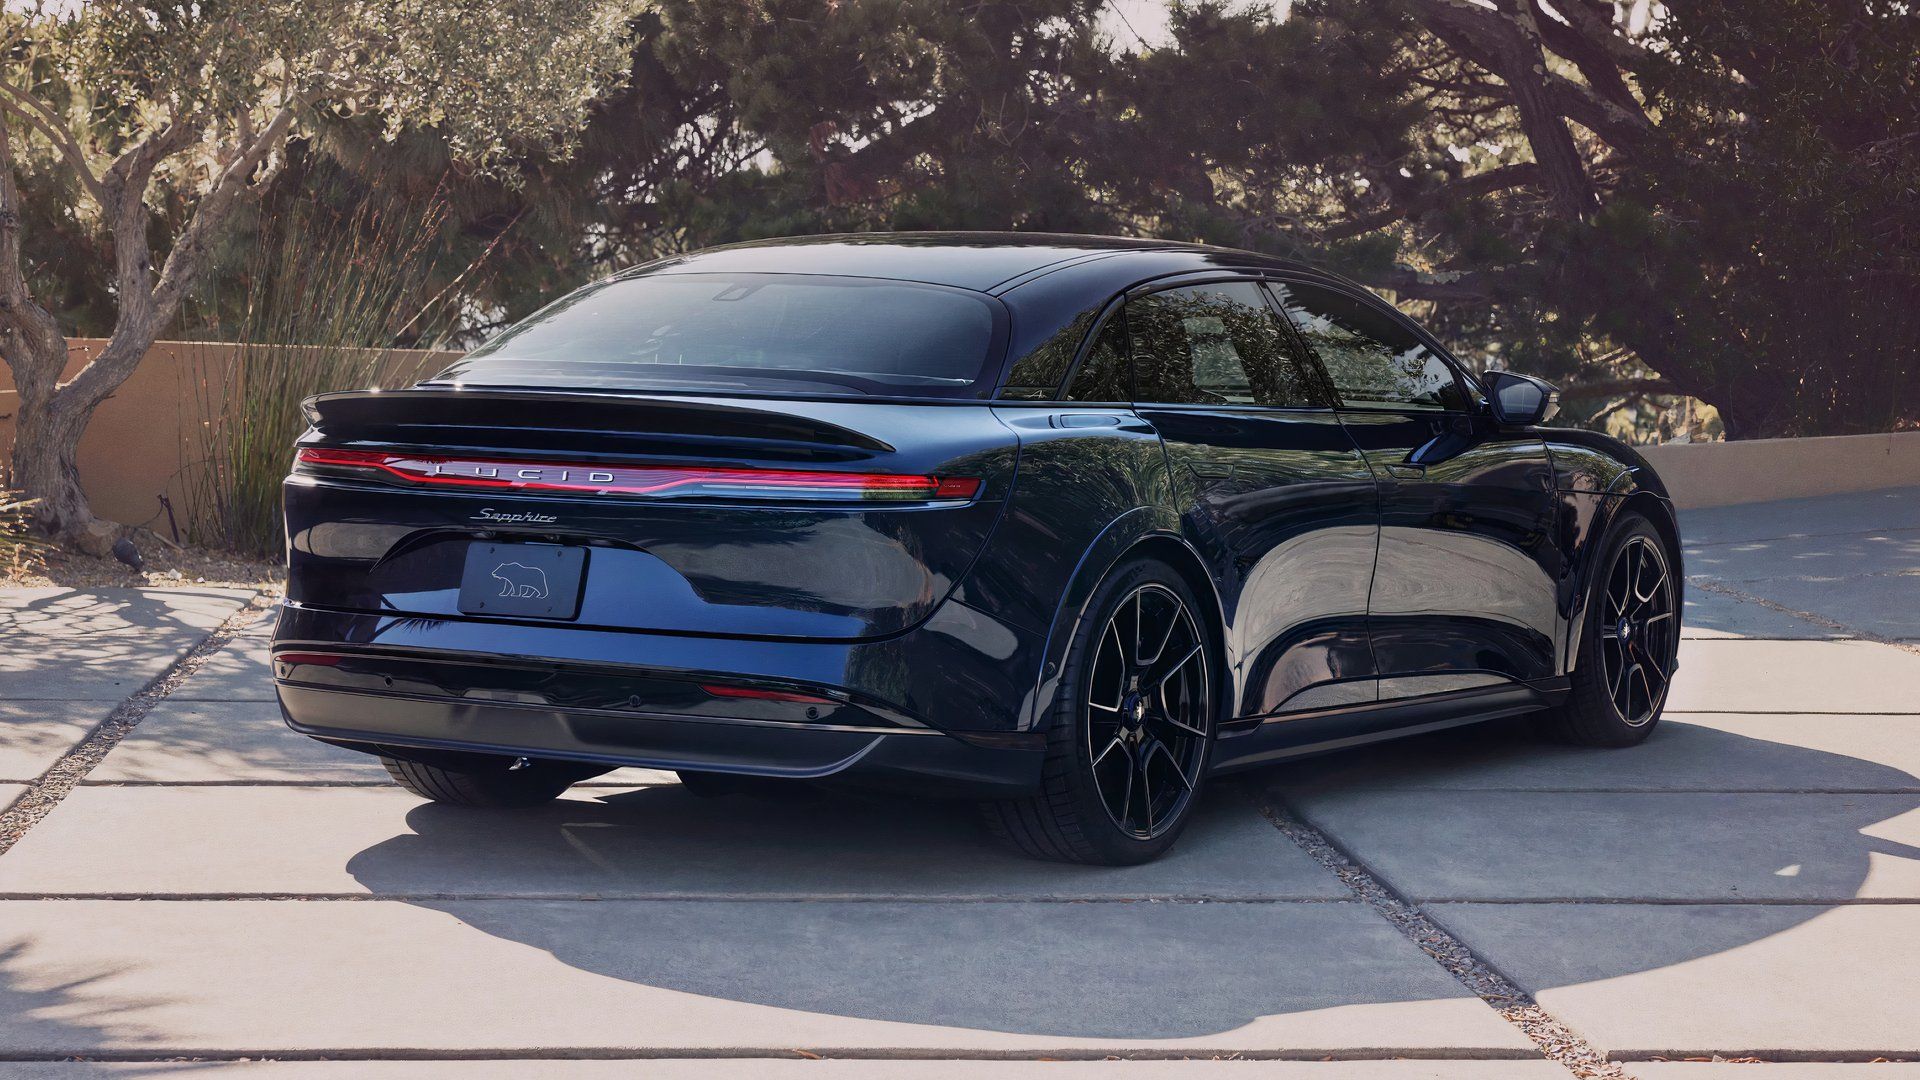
[[635, 232, 1319, 293]]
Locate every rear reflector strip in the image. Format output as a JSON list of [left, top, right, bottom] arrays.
[[699, 683, 838, 705], [296, 448, 980, 502]]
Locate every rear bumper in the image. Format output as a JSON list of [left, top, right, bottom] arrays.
[[271, 602, 1047, 796]]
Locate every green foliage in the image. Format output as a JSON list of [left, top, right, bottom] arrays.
[[181, 191, 454, 556], [17, 0, 1919, 444]]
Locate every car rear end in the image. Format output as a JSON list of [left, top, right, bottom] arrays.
[[272, 270, 1049, 794]]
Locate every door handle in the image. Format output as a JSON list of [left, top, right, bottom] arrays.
[[1385, 462, 1426, 480], [1189, 461, 1236, 481]]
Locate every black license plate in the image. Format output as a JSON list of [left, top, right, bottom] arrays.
[[458, 543, 588, 620]]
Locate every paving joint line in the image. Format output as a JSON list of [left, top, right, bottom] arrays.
[[0, 592, 277, 857], [1291, 787, 1920, 795], [1244, 784, 1623, 1079], [0, 892, 1358, 904], [0, 1047, 1544, 1063], [1687, 577, 1920, 659]]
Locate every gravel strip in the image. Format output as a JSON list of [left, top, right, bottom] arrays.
[[0, 591, 275, 855], [1246, 785, 1625, 1079]]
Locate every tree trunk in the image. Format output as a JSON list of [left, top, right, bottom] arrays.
[[9, 342, 92, 538], [7, 328, 166, 551]]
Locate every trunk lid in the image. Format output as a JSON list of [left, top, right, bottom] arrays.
[[284, 388, 1019, 642]]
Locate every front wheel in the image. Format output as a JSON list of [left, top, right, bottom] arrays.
[[981, 557, 1217, 865], [1542, 512, 1680, 747]]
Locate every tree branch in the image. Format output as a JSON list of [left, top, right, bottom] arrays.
[[60, 99, 300, 411], [0, 83, 107, 208], [1320, 163, 1544, 239], [0, 120, 64, 391], [1403, 0, 1604, 215], [1355, 265, 1526, 303]]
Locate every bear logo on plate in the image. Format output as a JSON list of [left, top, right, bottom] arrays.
[[490, 561, 550, 600]]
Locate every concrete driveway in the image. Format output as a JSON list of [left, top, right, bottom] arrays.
[[1, 487, 1917, 1079]]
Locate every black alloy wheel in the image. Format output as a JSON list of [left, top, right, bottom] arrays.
[[981, 557, 1216, 864], [1599, 534, 1678, 728], [1084, 582, 1211, 840], [1543, 512, 1680, 747]]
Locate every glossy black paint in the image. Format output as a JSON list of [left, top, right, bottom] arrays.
[[274, 232, 1677, 792]]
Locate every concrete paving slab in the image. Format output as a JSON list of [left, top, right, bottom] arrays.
[[1285, 787, 1920, 901], [0, 784, 1346, 900], [1684, 529, 1920, 585], [1713, 573, 1920, 641], [1665, 639, 1920, 713], [0, 700, 114, 782], [165, 636, 274, 700], [1260, 713, 1920, 795], [0, 1063, 1570, 1079], [85, 700, 384, 783], [1681, 587, 1836, 639], [0, 587, 253, 635], [0, 629, 205, 700], [0, 898, 1533, 1055], [1679, 486, 1920, 546], [1431, 903, 1920, 1057], [0, 784, 23, 812]]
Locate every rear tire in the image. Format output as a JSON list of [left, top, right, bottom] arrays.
[[379, 750, 602, 808], [1541, 511, 1680, 747], [980, 556, 1217, 865]]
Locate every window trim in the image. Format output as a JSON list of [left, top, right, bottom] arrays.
[[1067, 273, 1340, 412], [1263, 272, 1482, 415]]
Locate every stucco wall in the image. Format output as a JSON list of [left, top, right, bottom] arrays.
[[1639, 430, 1920, 510], [0, 339, 453, 531]]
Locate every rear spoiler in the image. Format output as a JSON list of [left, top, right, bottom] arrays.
[[302, 388, 897, 458]]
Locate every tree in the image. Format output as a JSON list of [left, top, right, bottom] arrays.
[[1198, 0, 1920, 438], [0, 1, 637, 549]]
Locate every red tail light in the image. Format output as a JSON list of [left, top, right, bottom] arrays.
[[295, 448, 981, 503], [699, 683, 838, 705]]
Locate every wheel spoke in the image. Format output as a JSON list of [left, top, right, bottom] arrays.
[[1092, 734, 1124, 769], [1145, 605, 1178, 666], [1150, 738, 1195, 792], [1137, 743, 1155, 834], [1133, 590, 1148, 667], [1153, 710, 1208, 739], [1145, 642, 1203, 690]]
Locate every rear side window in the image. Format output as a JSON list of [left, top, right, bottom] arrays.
[[1064, 313, 1131, 402], [1270, 282, 1466, 411], [1127, 282, 1328, 407], [437, 273, 1001, 398]]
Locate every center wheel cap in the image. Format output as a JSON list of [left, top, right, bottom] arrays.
[[1122, 692, 1148, 730], [1617, 617, 1634, 643]]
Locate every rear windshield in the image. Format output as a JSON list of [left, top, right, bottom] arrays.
[[435, 272, 1002, 397]]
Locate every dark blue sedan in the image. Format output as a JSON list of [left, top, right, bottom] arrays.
[[274, 233, 1681, 864]]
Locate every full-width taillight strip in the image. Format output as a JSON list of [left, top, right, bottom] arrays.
[[295, 448, 980, 502]]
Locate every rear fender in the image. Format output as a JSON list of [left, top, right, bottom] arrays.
[[1018, 508, 1222, 733]]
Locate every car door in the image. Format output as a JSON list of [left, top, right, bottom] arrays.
[[1267, 279, 1560, 698], [1065, 278, 1380, 720]]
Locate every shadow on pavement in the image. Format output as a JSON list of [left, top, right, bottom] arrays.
[[339, 716, 1919, 1039]]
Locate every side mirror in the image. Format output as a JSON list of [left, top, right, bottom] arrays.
[[1482, 370, 1560, 426]]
